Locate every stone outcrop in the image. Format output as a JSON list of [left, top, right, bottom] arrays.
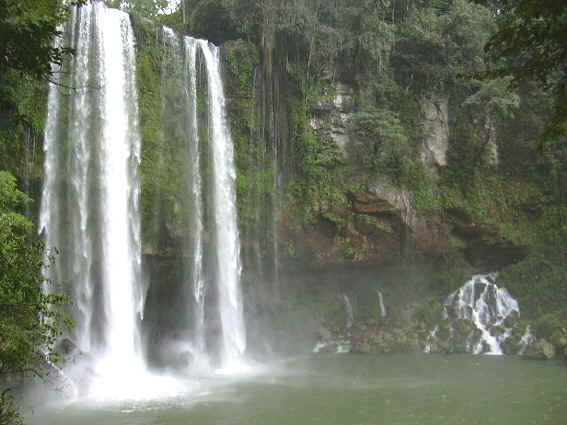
[[420, 95, 449, 168], [448, 207, 528, 270], [310, 82, 355, 156]]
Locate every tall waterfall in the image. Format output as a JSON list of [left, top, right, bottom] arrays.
[[183, 37, 206, 357], [198, 40, 247, 367], [40, 2, 248, 394], [40, 2, 145, 387], [156, 29, 246, 369]]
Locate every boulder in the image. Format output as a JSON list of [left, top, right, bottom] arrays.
[[527, 338, 556, 360]]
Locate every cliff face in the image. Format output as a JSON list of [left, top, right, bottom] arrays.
[[4, 1, 566, 359], [105, 6, 552, 357]]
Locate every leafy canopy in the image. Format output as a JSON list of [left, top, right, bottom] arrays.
[[0, 0, 87, 80], [0, 171, 71, 423], [474, 0, 567, 137]]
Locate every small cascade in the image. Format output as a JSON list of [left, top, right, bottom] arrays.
[[426, 273, 521, 355], [376, 289, 387, 318], [313, 295, 354, 354], [518, 325, 535, 355], [343, 294, 354, 330], [424, 325, 439, 354]]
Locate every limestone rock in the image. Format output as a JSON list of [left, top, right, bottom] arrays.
[[420, 96, 449, 168], [527, 338, 556, 360], [309, 81, 355, 157]]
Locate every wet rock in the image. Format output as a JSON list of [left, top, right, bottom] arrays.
[[318, 325, 332, 340], [350, 192, 398, 216], [420, 95, 449, 168], [57, 338, 78, 356], [550, 328, 567, 351], [353, 342, 372, 354], [448, 208, 528, 270], [527, 338, 556, 360]]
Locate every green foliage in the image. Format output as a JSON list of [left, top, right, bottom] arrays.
[[222, 41, 259, 96], [105, 0, 171, 17], [190, 0, 239, 45], [0, 390, 23, 425], [0, 171, 70, 422], [231, 0, 262, 43], [473, 0, 567, 202], [478, 0, 567, 89], [290, 89, 346, 224], [392, 0, 494, 93], [0, 0, 86, 80], [351, 107, 420, 186], [221, 40, 271, 233], [462, 77, 519, 118], [500, 253, 567, 318]]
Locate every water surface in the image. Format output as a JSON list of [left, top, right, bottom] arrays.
[[26, 354, 567, 425]]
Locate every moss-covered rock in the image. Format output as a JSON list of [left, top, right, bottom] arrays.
[[527, 339, 556, 360]]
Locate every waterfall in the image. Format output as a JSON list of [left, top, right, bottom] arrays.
[[198, 40, 247, 367], [376, 289, 387, 318], [183, 37, 207, 358], [39, 27, 64, 293], [424, 325, 439, 354], [154, 32, 246, 369], [343, 294, 354, 330], [426, 273, 521, 355], [445, 273, 519, 354], [160, 28, 208, 365], [41, 3, 248, 391], [97, 1, 143, 373], [518, 325, 535, 355], [40, 2, 145, 388]]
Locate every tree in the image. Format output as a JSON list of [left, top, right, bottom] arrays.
[[105, 0, 173, 18], [190, 0, 239, 44], [474, 0, 567, 133], [474, 0, 567, 194], [0, 1, 79, 422], [0, 172, 70, 424], [392, 0, 495, 93], [0, 0, 87, 81]]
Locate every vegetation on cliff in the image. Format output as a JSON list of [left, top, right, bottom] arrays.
[[0, 1, 84, 421], [0, 4, 567, 422]]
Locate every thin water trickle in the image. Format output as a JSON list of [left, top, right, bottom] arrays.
[[376, 289, 387, 317]]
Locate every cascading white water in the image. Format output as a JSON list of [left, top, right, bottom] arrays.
[[183, 36, 207, 357], [376, 289, 387, 318], [438, 273, 520, 355], [42, 7, 249, 394], [424, 325, 439, 354], [39, 29, 64, 291], [40, 2, 148, 396], [517, 325, 535, 355], [343, 294, 354, 330], [95, 1, 144, 374], [68, 4, 95, 354], [198, 40, 247, 367]]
